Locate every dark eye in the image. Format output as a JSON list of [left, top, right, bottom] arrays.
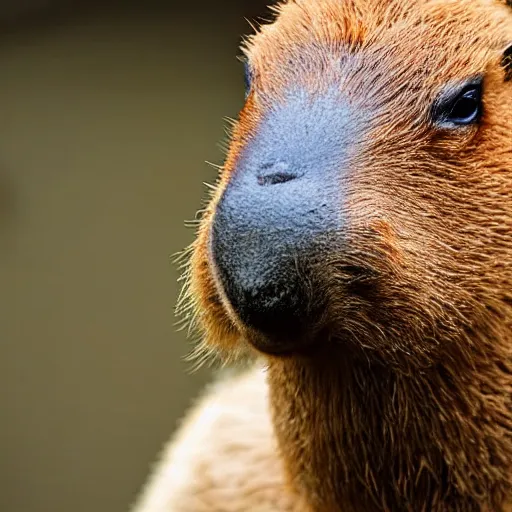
[[244, 61, 252, 99], [502, 43, 512, 82], [447, 87, 481, 124], [432, 77, 483, 127]]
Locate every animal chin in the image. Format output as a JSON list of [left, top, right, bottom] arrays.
[[242, 327, 318, 356]]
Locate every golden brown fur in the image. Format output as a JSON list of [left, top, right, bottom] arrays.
[[136, 1, 512, 511]]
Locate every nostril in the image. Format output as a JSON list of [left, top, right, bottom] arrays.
[[255, 160, 302, 186], [257, 172, 298, 186]]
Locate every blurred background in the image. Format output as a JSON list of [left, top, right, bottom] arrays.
[[0, 1, 269, 511]]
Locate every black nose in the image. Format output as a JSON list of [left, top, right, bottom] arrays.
[[211, 170, 327, 353], [210, 91, 349, 353], [211, 160, 341, 354]]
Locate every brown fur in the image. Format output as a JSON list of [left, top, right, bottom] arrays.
[[137, 1, 512, 511]]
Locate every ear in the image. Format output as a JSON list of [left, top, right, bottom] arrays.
[[502, 43, 512, 82]]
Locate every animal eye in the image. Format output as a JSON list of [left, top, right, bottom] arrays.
[[447, 87, 481, 124], [432, 77, 483, 127], [244, 61, 252, 99], [502, 43, 512, 82]]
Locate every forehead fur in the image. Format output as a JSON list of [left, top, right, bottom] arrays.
[[244, 0, 512, 96]]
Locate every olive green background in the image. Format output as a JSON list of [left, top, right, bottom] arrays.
[[0, 1, 268, 511]]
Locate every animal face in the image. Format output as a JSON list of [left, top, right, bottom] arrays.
[[184, 0, 512, 368]]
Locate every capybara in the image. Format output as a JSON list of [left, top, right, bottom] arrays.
[[134, 0, 512, 510]]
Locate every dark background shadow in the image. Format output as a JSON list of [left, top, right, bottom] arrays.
[[0, 1, 269, 511]]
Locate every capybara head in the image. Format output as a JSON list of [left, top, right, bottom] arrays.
[[183, 0, 512, 369]]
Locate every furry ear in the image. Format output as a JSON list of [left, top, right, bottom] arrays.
[[502, 43, 512, 81]]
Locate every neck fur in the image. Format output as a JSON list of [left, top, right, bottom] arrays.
[[267, 345, 512, 511]]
